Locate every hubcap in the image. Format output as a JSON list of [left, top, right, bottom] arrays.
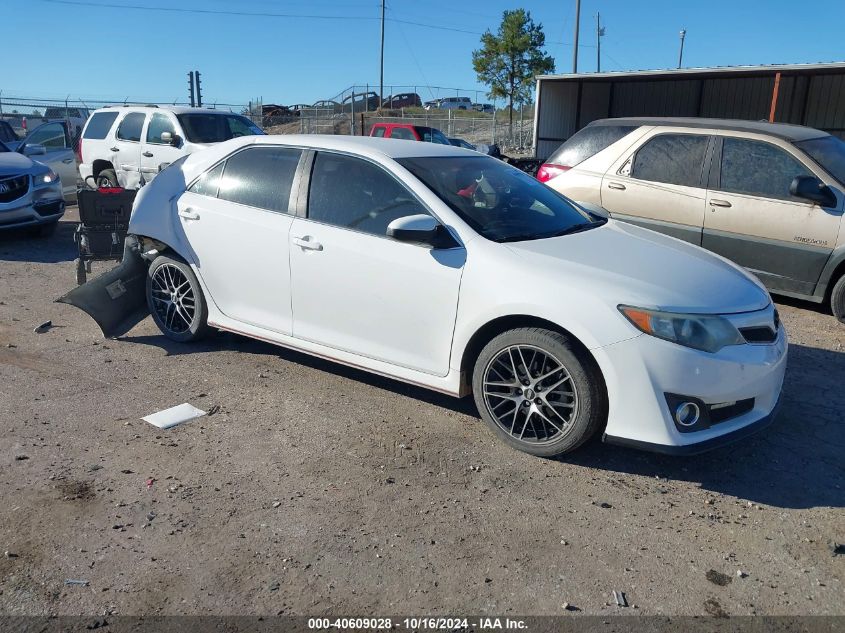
[[482, 344, 579, 445], [150, 263, 196, 334]]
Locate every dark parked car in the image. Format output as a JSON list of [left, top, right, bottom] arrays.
[[341, 92, 380, 113], [382, 93, 422, 109]]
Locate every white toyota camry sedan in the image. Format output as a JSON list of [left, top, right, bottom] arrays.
[[62, 135, 787, 457]]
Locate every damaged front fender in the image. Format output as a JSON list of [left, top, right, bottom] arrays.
[[57, 236, 150, 337]]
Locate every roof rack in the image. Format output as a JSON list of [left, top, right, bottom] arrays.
[[102, 104, 160, 108]]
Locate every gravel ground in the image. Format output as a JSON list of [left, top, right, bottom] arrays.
[[0, 213, 843, 618]]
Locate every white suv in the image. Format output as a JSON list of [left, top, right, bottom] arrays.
[[78, 105, 264, 189]]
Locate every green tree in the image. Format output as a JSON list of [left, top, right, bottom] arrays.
[[472, 9, 555, 129]]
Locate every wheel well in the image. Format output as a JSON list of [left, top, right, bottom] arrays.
[[459, 315, 605, 395], [92, 159, 114, 178], [825, 259, 845, 302]]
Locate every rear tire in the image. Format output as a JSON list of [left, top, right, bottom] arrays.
[[831, 274, 845, 324], [472, 327, 606, 457], [146, 255, 209, 342], [96, 168, 118, 188]]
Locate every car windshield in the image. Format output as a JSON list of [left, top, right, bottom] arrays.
[[176, 113, 264, 143], [795, 135, 845, 185], [398, 156, 603, 242]]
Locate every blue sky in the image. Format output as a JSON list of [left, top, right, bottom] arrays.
[[4, 0, 844, 106]]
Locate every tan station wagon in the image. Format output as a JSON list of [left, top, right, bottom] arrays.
[[539, 118, 845, 322]]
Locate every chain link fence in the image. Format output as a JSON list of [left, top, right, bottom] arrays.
[[1, 95, 535, 155]]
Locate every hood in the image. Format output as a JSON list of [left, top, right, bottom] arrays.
[[0, 151, 35, 176], [506, 220, 770, 314]]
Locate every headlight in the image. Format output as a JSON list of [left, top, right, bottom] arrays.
[[619, 305, 744, 353], [34, 169, 60, 187]]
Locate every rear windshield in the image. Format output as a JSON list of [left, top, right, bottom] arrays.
[[794, 135, 845, 186], [176, 113, 264, 143], [83, 112, 119, 139], [547, 125, 636, 166]]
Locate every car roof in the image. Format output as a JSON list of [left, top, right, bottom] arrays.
[[588, 117, 828, 142], [221, 134, 477, 160]]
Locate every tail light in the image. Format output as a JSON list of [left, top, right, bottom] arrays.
[[536, 163, 570, 183], [76, 138, 83, 164]]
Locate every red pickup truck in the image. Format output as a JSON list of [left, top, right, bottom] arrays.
[[369, 123, 451, 145]]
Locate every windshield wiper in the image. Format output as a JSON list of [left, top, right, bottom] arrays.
[[541, 219, 606, 239]]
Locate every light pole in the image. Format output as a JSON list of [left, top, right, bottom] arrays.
[[596, 13, 605, 72], [678, 28, 686, 69], [572, 0, 581, 73], [379, 0, 385, 109]]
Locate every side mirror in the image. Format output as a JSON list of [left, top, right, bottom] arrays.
[[22, 143, 46, 156], [160, 131, 172, 144], [387, 214, 456, 248], [790, 175, 836, 208], [167, 133, 182, 147]]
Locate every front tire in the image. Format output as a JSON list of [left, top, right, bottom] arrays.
[[831, 274, 845, 324], [146, 255, 208, 342], [472, 328, 606, 457]]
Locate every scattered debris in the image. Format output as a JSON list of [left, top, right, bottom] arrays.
[[120, 469, 133, 474], [146, 512, 156, 521], [597, 502, 612, 509], [64, 579, 90, 586], [272, 501, 281, 508], [86, 618, 108, 630], [613, 590, 628, 607], [830, 542, 844, 556], [6, 343, 16, 348], [206, 404, 221, 416], [703, 598, 728, 618], [89, 464, 102, 471], [385, 477, 396, 484], [4, 551, 18, 559], [33, 320, 52, 333], [142, 403, 207, 429], [484, 577, 493, 583], [14, 455, 29, 461], [736, 570, 748, 578], [145, 478, 155, 489], [706, 569, 733, 586], [562, 602, 579, 611], [268, 581, 280, 592]]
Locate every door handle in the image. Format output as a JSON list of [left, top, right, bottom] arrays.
[[292, 236, 323, 251], [607, 181, 626, 190], [178, 208, 200, 221], [62, 157, 74, 163], [709, 199, 732, 208], [142, 151, 154, 158], [110, 147, 120, 152]]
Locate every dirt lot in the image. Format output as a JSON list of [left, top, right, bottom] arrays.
[[0, 213, 843, 618]]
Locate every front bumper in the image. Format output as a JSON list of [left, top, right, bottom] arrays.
[[0, 181, 65, 230], [593, 322, 787, 454]]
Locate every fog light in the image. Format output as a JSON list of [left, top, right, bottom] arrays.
[[674, 402, 700, 427]]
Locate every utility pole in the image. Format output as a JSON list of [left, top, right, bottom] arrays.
[[195, 70, 203, 107], [379, 0, 385, 109], [596, 12, 605, 72], [678, 29, 686, 69], [572, 0, 581, 73], [188, 71, 195, 107]]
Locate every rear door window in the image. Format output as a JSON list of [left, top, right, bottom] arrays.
[[188, 162, 224, 198], [116, 112, 146, 142], [217, 146, 302, 212], [371, 126, 386, 138], [719, 137, 814, 200], [631, 133, 709, 188], [83, 112, 119, 139], [547, 125, 636, 168], [389, 127, 416, 140]]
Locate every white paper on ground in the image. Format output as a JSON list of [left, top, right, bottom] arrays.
[[142, 403, 207, 429]]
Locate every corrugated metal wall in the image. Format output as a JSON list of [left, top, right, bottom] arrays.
[[536, 66, 845, 157]]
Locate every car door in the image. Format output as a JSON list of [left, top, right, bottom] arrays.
[[20, 121, 77, 199], [140, 112, 183, 184], [702, 135, 842, 296], [601, 131, 711, 244], [288, 151, 465, 376], [112, 111, 146, 189], [176, 145, 303, 334]]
